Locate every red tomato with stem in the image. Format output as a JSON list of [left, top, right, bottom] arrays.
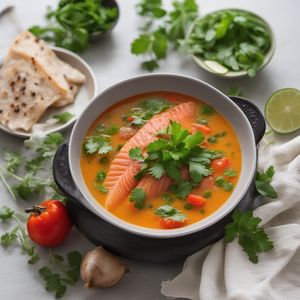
[[26, 200, 72, 247]]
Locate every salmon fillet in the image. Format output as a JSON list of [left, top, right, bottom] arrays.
[[136, 168, 189, 199], [104, 101, 195, 210]]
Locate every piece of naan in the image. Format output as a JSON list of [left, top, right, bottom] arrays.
[[0, 31, 86, 131]]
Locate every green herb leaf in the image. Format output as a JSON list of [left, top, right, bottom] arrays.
[[129, 188, 146, 209], [53, 112, 74, 124], [1, 227, 18, 247], [224, 168, 237, 177], [170, 181, 193, 199], [214, 176, 234, 191], [149, 163, 165, 179], [96, 124, 119, 135], [227, 86, 244, 97], [36, 132, 64, 158], [137, 0, 166, 18], [129, 147, 145, 161], [83, 136, 113, 155], [201, 105, 214, 116], [0, 206, 15, 221], [155, 204, 186, 221], [94, 184, 108, 193], [96, 171, 106, 182], [3, 150, 22, 173], [225, 209, 273, 263], [255, 166, 277, 198]]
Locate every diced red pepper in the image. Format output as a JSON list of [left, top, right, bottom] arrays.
[[192, 123, 212, 134], [160, 218, 186, 229], [187, 194, 206, 207], [211, 157, 229, 172], [127, 116, 135, 122]]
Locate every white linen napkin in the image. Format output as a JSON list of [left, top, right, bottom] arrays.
[[161, 134, 300, 300]]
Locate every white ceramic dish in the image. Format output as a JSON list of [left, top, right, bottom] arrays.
[[0, 47, 97, 138], [68, 73, 257, 238], [189, 9, 276, 78]]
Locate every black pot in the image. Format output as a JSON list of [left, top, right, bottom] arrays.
[[53, 96, 265, 263]]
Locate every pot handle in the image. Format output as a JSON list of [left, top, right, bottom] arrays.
[[53, 143, 84, 204], [229, 96, 266, 145]]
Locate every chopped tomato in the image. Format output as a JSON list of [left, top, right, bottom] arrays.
[[187, 194, 206, 207], [211, 157, 229, 172], [160, 218, 186, 229], [166, 95, 178, 103], [127, 116, 135, 122], [192, 123, 212, 134]]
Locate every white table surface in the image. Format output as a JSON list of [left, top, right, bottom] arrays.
[[0, 0, 299, 299]]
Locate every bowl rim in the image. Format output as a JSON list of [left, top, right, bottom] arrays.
[[0, 46, 98, 138], [188, 8, 276, 78], [69, 73, 257, 238]]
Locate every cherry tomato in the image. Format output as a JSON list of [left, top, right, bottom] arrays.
[[192, 123, 212, 134], [160, 218, 186, 229], [187, 194, 206, 207], [26, 200, 72, 247], [127, 116, 135, 122], [211, 157, 229, 172]]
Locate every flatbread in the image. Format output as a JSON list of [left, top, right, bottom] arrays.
[[0, 57, 64, 131]]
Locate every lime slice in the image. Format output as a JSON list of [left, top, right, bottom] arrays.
[[204, 60, 229, 74], [265, 88, 300, 134]]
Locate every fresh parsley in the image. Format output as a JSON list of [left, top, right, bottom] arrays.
[[3, 150, 22, 174], [0, 206, 39, 264], [125, 98, 172, 127], [214, 176, 234, 191], [96, 124, 119, 135], [225, 209, 273, 263], [136, 0, 166, 18], [181, 10, 271, 77], [96, 171, 106, 182], [155, 204, 186, 221], [53, 112, 75, 124], [224, 168, 237, 177], [39, 251, 82, 298], [94, 184, 108, 193], [207, 131, 227, 144], [201, 105, 214, 116], [83, 136, 113, 155], [227, 86, 244, 97], [255, 166, 278, 198], [129, 188, 146, 209]]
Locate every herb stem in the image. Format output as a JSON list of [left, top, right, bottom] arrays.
[[0, 164, 23, 181], [0, 168, 16, 200]]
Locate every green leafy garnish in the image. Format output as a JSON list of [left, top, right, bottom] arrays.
[[181, 10, 271, 77], [83, 136, 113, 155], [39, 251, 82, 298], [0, 206, 39, 264], [29, 0, 118, 53], [132, 0, 199, 70], [53, 112, 75, 124], [94, 184, 108, 193], [130, 121, 222, 197], [255, 166, 277, 198], [225, 209, 273, 263], [203, 190, 212, 198], [131, 28, 168, 71], [224, 168, 237, 177], [201, 105, 214, 116], [3, 150, 22, 174], [129, 188, 146, 209], [207, 131, 227, 144], [136, 0, 166, 18], [96, 171, 106, 182], [162, 193, 174, 204], [125, 98, 172, 127], [96, 124, 119, 135], [214, 176, 234, 191], [99, 156, 109, 164], [35, 132, 64, 158], [155, 204, 186, 221]]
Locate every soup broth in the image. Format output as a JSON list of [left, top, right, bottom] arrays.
[[80, 92, 242, 229]]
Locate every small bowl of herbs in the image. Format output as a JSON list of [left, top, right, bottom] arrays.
[[29, 0, 119, 53], [181, 9, 275, 78]]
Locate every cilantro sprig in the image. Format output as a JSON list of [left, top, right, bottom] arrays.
[[53, 112, 75, 124], [0, 133, 64, 201], [155, 204, 186, 221], [124, 98, 172, 127], [129, 188, 146, 209], [0, 206, 39, 264], [255, 166, 278, 198], [131, 0, 199, 71], [129, 121, 222, 199], [225, 209, 273, 263]]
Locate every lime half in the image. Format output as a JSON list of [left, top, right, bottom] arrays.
[[265, 88, 300, 134]]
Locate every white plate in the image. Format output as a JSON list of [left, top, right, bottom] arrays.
[[0, 47, 97, 138]]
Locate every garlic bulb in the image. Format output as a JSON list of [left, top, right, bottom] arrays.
[[80, 246, 129, 288]]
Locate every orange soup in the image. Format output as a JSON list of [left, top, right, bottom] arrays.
[[80, 92, 242, 229]]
